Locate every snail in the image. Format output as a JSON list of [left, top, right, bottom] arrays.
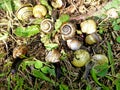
[[92, 54, 108, 65], [51, 0, 64, 9], [67, 39, 82, 50], [71, 49, 90, 67], [85, 33, 102, 45], [45, 49, 61, 63], [106, 8, 119, 19], [40, 19, 54, 33], [33, 4, 47, 18], [80, 19, 96, 34], [13, 45, 28, 59], [60, 22, 76, 40], [16, 4, 33, 21]]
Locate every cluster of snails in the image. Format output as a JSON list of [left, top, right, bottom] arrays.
[[16, 4, 47, 21], [16, 0, 64, 21], [15, 3, 108, 68], [60, 19, 102, 50]]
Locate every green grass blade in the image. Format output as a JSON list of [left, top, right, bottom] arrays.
[[107, 41, 115, 76]]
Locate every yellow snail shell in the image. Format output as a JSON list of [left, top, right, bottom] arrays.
[[92, 54, 108, 65], [85, 33, 102, 45], [51, 0, 63, 9], [80, 19, 96, 34], [71, 49, 90, 67], [33, 4, 47, 18]]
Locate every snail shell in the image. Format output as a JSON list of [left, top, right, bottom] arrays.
[[85, 33, 102, 45], [92, 54, 108, 65], [67, 39, 82, 50], [106, 8, 119, 19], [16, 4, 33, 21], [51, 0, 64, 9], [40, 19, 54, 33], [60, 22, 76, 40], [33, 4, 47, 18], [80, 19, 96, 34], [72, 49, 90, 67], [45, 49, 61, 63], [13, 45, 28, 59]]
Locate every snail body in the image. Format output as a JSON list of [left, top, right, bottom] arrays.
[[16, 4, 33, 21], [80, 19, 96, 34], [40, 19, 54, 33], [45, 49, 61, 63], [92, 54, 108, 65], [67, 39, 82, 50], [60, 22, 76, 40], [85, 33, 102, 45], [33, 4, 47, 18], [72, 49, 90, 67]]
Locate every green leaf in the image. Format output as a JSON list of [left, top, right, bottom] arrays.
[[0, 0, 14, 12], [107, 42, 115, 76], [94, 63, 109, 77], [34, 60, 43, 69], [115, 79, 120, 90], [41, 66, 56, 76], [59, 14, 70, 23], [116, 36, 120, 43], [45, 43, 58, 50], [59, 84, 69, 90], [32, 69, 54, 83], [40, 0, 52, 15], [55, 14, 70, 31], [113, 25, 120, 31], [55, 19, 62, 30], [86, 84, 91, 90], [90, 67, 102, 86], [14, 25, 40, 37], [117, 18, 120, 24]]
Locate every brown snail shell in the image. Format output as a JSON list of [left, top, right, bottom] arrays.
[[60, 22, 76, 40], [40, 19, 54, 33], [16, 4, 33, 21], [45, 49, 61, 63], [13, 45, 28, 59]]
